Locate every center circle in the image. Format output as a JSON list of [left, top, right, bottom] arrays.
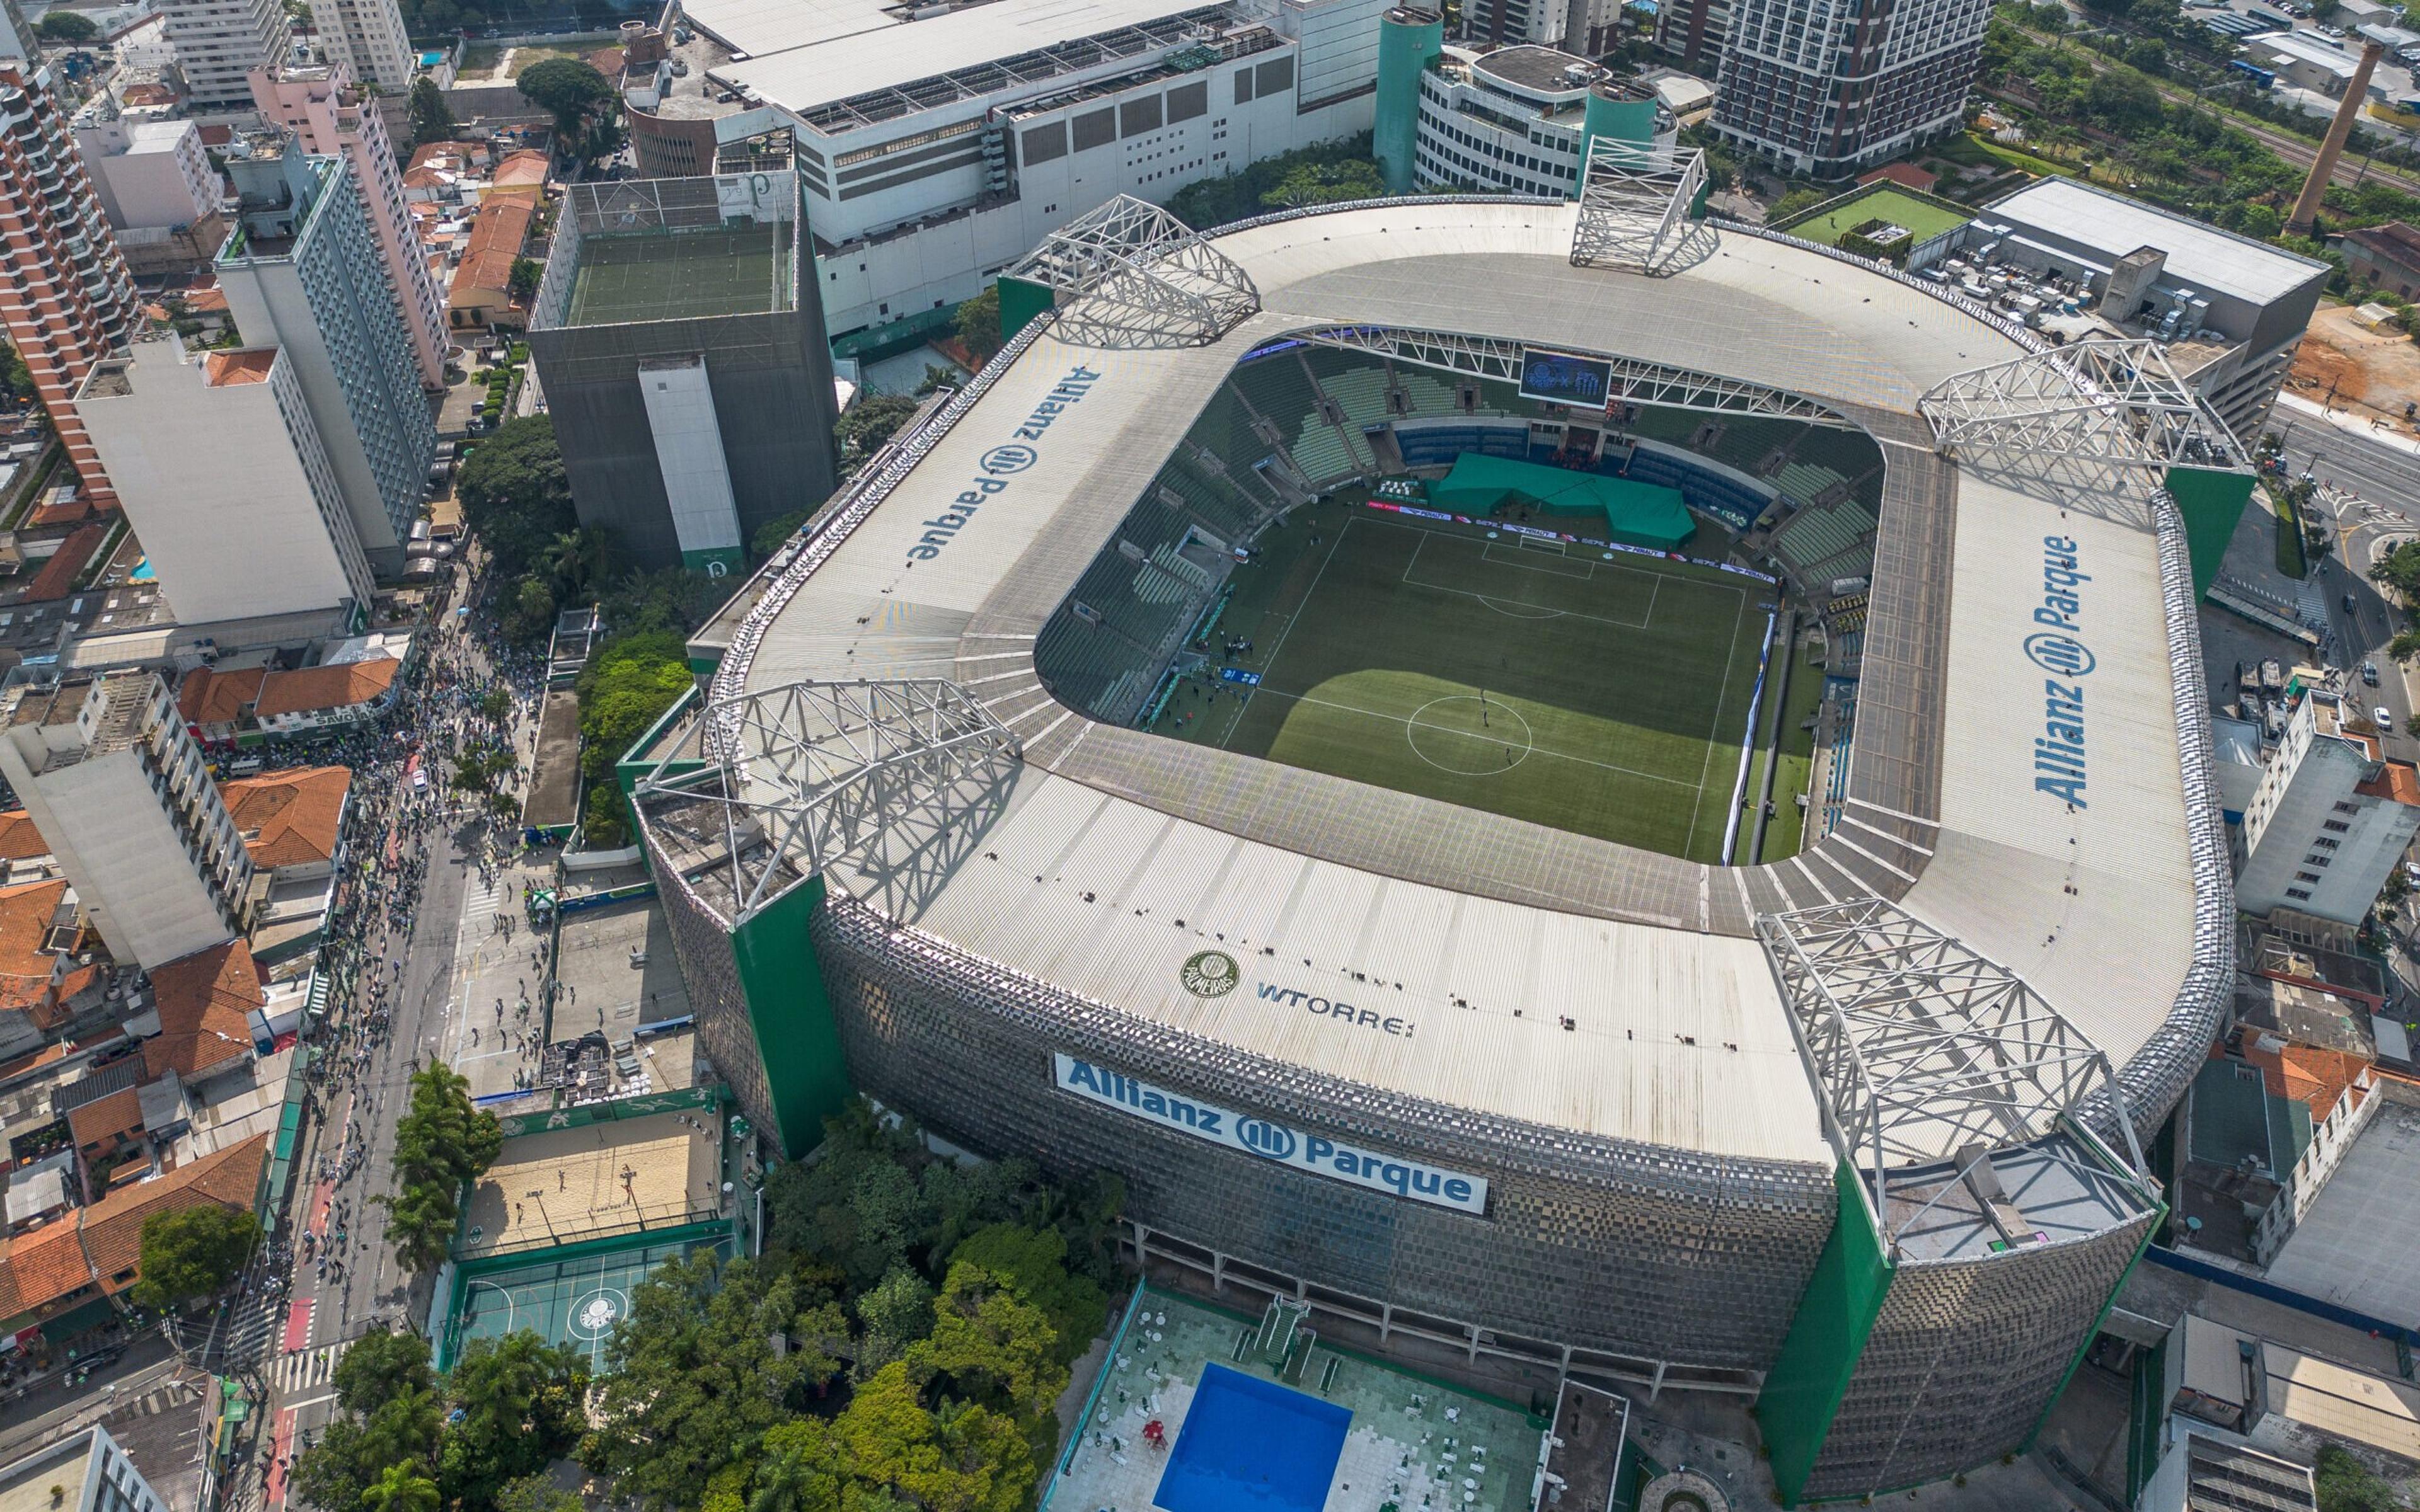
[[1405, 696, 1534, 776], [570, 1286, 628, 1339]]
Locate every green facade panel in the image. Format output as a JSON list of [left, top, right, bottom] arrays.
[[2164, 466, 2256, 602], [729, 874, 853, 1159], [1000, 277, 1056, 345], [1374, 9, 1444, 194], [1756, 1164, 1895, 1506]]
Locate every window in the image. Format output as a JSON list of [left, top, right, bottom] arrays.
[[2287, 887, 2313, 900], [1121, 94, 1163, 135], [2334, 801, 2360, 815], [1071, 108, 1116, 152], [2313, 837, 2340, 849], [1168, 80, 1209, 122], [2296, 870, 2323, 883], [1021, 121, 1067, 165], [1235, 66, 1255, 103], [2324, 820, 2352, 832], [2303, 854, 2332, 868]]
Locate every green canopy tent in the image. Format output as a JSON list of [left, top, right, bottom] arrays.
[[1424, 454, 1693, 551]]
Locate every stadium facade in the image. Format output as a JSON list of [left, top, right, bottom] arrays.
[[637, 185, 2247, 1501]]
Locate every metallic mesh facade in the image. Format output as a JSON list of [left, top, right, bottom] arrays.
[[1801, 1211, 2154, 1499], [804, 896, 1836, 1373]]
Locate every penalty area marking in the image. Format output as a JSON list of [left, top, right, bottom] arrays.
[[1405, 694, 1536, 775]]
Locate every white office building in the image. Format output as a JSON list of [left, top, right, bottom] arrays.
[[2237, 689, 2420, 925], [1411, 45, 1672, 196], [0, 672, 253, 971], [70, 116, 218, 235], [77, 336, 372, 626], [156, 0, 287, 111], [0, 1429, 171, 1512], [676, 0, 1389, 345]]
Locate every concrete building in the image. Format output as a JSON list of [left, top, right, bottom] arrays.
[[68, 113, 226, 275], [2137, 1425, 2317, 1512], [156, 0, 286, 110], [0, 1428, 171, 1512], [309, 0, 410, 91], [2249, 30, 2363, 95], [217, 129, 437, 575], [1461, 0, 1628, 57], [1653, 0, 1730, 72], [1395, 42, 1673, 196], [674, 0, 1388, 345], [1710, 0, 1990, 176], [2342, 219, 2420, 299], [0, 62, 139, 512], [2237, 687, 2420, 924], [76, 336, 374, 625], [251, 61, 449, 388], [0, 672, 253, 971], [1962, 178, 2332, 438], [527, 169, 838, 573]]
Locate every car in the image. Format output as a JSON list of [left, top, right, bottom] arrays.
[[2319, 22, 2345, 35], [2345, 593, 2358, 613], [2377, 706, 2395, 727], [2365, 661, 2381, 685]]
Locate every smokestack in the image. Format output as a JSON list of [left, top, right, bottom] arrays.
[[2286, 40, 2386, 237]]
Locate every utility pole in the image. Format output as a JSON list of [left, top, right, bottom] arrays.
[[2286, 41, 2387, 237]]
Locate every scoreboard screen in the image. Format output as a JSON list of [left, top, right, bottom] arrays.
[[1518, 348, 1615, 407]]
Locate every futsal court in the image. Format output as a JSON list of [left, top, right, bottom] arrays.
[[458, 1109, 722, 1259], [564, 223, 792, 327], [444, 1229, 729, 1370]]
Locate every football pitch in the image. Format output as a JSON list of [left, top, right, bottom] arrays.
[[1162, 508, 1775, 861]]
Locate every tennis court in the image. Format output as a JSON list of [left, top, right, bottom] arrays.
[[1161, 507, 1775, 861], [565, 224, 792, 327], [446, 1228, 730, 1369]]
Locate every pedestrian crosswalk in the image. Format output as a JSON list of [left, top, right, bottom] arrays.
[[266, 1339, 351, 1395], [110, 1374, 204, 1418]]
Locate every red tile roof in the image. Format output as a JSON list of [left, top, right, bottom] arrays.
[[176, 665, 267, 728], [0, 1220, 95, 1318], [76, 1134, 267, 1296], [0, 810, 48, 862], [449, 192, 536, 312], [66, 1084, 141, 1149], [0, 878, 66, 1016], [143, 940, 260, 1081], [25, 523, 102, 600], [219, 765, 349, 869], [1858, 162, 1939, 194], [253, 656, 399, 719]]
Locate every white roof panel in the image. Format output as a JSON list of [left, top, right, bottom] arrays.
[[674, 0, 899, 59], [1984, 176, 2328, 306]]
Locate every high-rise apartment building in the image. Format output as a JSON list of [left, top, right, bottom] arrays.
[[0, 671, 253, 970], [71, 110, 229, 275], [217, 130, 437, 575], [157, 0, 287, 110], [79, 335, 374, 624], [0, 1428, 171, 1512], [1653, 0, 1730, 72], [251, 62, 447, 387], [0, 62, 137, 511], [1709, 0, 1991, 176], [2238, 689, 2420, 925], [310, 0, 411, 91]]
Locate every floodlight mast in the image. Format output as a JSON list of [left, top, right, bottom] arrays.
[[1008, 195, 1260, 348]]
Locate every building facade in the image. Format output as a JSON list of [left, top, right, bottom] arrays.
[[1463, 0, 1627, 55], [251, 61, 449, 388], [1652, 0, 1731, 72], [2237, 689, 2420, 924], [1710, 0, 1990, 176], [156, 0, 287, 110], [217, 131, 437, 575], [0, 672, 253, 971], [2342, 220, 2420, 299], [527, 169, 838, 573], [78, 338, 372, 624], [0, 63, 139, 511], [0, 1428, 170, 1512], [1404, 45, 1673, 196], [309, 0, 412, 91], [681, 0, 1386, 344], [68, 114, 224, 266]]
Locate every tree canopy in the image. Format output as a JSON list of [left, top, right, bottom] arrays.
[[836, 394, 923, 474], [379, 1062, 502, 1272], [517, 59, 621, 164], [573, 628, 693, 844], [458, 415, 575, 580], [131, 1204, 255, 1309], [954, 284, 1003, 367], [1167, 132, 1378, 231], [35, 11, 97, 40], [408, 77, 457, 151]]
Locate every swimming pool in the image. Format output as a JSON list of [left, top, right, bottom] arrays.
[[1155, 1363, 1351, 1512], [129, 558, 155, 581]]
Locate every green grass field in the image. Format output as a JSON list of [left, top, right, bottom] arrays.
[[1158, 507, 1774, 861], [566, 225, 792, 328], [1780, 186, 1972, 249]]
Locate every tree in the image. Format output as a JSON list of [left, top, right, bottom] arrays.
[[835, 394, 922, 467], [517, 58, 617, 161], [457, 415, 575, 578], [571, 628, 692, 844], [130, 1205, 255, 1309], [333, 1325, 436, 1409], [579, 1254, 847, 1509], [408, 77, 458, 150], [1264, 156, 1384, 208], [495, 1476, 587, 1512], [438, 1333, 591, 1512], [2085, 69, 2163, 130], [2314, 1446, 2400, 1512], [947, 1225, 1107, 1368], [35, 11, 97, 40], [751, 508, 810, 563], [0, 345, 32, 403], [853, 1268, 936, 1378], [380, 1062, 502, 1272], [508, 256, 543, 301], [954, 284, 1003, 367], [500, 573, 558, 647], [833, 1362, 1032, 1512], [909, 1260, 1063, 1420], [1766, 186, 1828, 224], [364, 1463, 443, 1512]]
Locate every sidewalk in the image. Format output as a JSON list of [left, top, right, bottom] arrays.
[[441, 856, 558, 1101], [2276, 391, 2420, 462]]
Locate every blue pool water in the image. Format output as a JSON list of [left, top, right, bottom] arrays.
[[1155, 1364, 1351, 1512], [129, 558, 155, 581]]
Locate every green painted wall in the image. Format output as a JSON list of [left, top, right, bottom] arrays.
[[1757, 1164, 1896, 1507], [1374, 9, 1444, 194], [728, 874, 853, 1159], [1577, 87, 1660, 197], [1000, 277, 1056, 344], [2164, 466, 2256, 601]]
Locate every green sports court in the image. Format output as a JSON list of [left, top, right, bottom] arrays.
[[563, 224, 793, 328], [439, 1225, 732, 1370], [1159, 503, 1775, 862]]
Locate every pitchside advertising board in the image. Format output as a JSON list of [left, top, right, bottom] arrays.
[[1052, 1053, 1490, 1217]]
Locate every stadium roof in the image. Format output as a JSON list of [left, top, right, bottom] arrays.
[[1978, 178, 2329, 307], [711, 202, 2212, 1167], [708, 0, 1216, 118]]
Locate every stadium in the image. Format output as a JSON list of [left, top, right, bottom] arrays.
[[635, 166, 2248, 1503]]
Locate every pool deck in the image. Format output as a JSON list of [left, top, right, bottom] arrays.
[[1048, 1288, 1545, 1512]]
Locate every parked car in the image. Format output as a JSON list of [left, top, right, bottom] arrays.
[[2365, 661, 2381, 686], [2377, 706, 2394, 727]]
